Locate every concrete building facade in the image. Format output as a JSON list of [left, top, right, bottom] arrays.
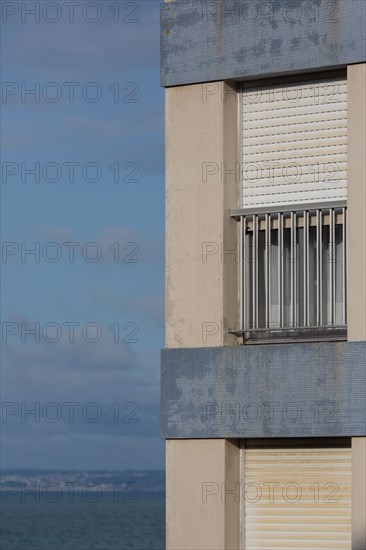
[[161, 2, 366, 548]]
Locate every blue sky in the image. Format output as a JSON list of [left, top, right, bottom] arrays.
[[1, 0, 165, 470]]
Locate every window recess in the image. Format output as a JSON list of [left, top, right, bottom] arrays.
[[231, 202, 347, 344]]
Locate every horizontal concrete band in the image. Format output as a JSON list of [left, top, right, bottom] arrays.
[[161, 0, 366, 87], [161, 342, 366, 438]]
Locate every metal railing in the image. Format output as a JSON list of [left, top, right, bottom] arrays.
[[231, 202, 347, 343]]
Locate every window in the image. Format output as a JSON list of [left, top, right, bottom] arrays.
[[235, 73, 348, 343], [235, 204, 347, 343]]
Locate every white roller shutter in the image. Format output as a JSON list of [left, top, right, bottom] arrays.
[[242, 77, 347, 208], [243, 439, 352, 550]]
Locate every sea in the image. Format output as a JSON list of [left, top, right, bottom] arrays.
[[0, 472, 166, 550]]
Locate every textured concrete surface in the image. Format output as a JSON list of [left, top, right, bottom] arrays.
[[161, 0, 366, 87], [161, 341, 366, 438]]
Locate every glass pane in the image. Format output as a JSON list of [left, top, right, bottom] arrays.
[[269, 230, 279, 328], [258, 230, 266, 328], [308, 226, 317, 326], [322, 225, 331, 325], [296, 227, 304, 326], [335, 224, 344, 325], [244, 213, 345, 332], [245, 231, 253, 329], [283, 228, 292, 327]]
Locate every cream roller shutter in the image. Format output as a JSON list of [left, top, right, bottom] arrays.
[[242, 77, 347, 208], [244, 439, 352, 550]]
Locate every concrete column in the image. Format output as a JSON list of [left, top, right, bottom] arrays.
[[165, 81, 240, 547], [352, 437, 366, 549], [166, 439, 240, 550], [165, 81, 239, 348], [347, 63, 366, 341], [346, 63, 366, 550]]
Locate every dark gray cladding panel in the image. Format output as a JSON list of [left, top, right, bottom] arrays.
[[161, 342, 366, 438], [161, 0, 366, 87]]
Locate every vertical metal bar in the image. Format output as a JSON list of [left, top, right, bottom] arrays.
[[268, 214, 272, 329], [293, 212, 297, 326], [319, 210, 323, 326], [329, 208, 335, 325], [240, 216, 244, 331], [265, 213, 270, 328], [252, 215, 258, 329], [278, 213, 283, 327], [282, 214, 285, 328], [290, 212, 295, 327], [303, 210, 308, 326], [316, 209, 321, 326], [256, 216, 259, 328], [334, 209, 337, 325], [342, 208, 347, 325], [306, 211, 310, 325]]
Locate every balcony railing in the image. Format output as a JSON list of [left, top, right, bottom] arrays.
[[230, 201, 347, 344]]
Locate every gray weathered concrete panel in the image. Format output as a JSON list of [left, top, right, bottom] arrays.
[[161, 0, 366, 87], [161, 342, 366, 438]]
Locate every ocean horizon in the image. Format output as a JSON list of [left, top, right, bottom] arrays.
[[0, 470, 166, 550]]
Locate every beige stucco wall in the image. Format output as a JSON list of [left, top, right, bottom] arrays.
[[165, 82, 239, 348], [352, 437, 366, 549], [348, 66, 366, 548], [347, 63, 366, 341], [166, 439, 240, 550]]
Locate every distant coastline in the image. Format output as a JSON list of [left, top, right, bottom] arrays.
[[0, 469, 166, 493]]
